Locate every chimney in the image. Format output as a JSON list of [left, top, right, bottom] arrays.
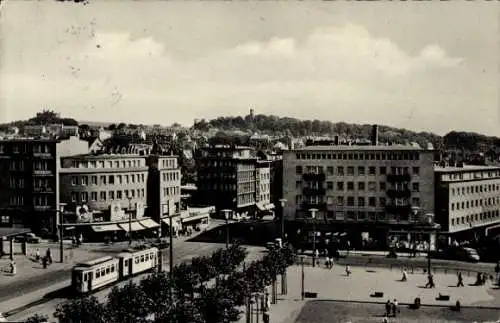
[[334, 135, 339, 145], [371, 124, 379, 146]]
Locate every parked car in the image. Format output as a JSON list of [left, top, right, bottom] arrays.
[[14, 233, 41, 244], [441, 247, 480, 262]]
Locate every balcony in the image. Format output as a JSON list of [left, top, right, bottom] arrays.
[[387, 189, 412, 199], [301, 202, 327, 211], [32, 170, 54, 176], [386, 173, 411, 182], [33, 187, 54, 193], [33, 205, 52, 211], [302, 173, 326, 181], [302, 187, 326, 196], [33, 152, 53, 159], [385, 204, 411, 215]]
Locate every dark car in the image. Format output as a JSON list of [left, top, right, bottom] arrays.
[[440, 247, 480, 262], [14, 233, 41, 244]]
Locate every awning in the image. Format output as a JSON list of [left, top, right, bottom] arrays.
[[118, 222, 146, 232], [256, 203, 266, 211], [92, 224, 122, 232], [182, 214, 209, 223], [64, 226, 76, 230], [161, 218, 181, 230], [139, 218, 160, 229], [265, 203, 275, 210]]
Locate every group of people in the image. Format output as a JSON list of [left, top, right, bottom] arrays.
[[384, 299, 399, 318], [32, 248, 52, 269]]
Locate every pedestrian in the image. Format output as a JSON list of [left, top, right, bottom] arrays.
[[392, 299, 398, 317], [401, 269, 408, 282], [425, 273, 435, 288], [457, 272, 464, 287], [9, 260, 16, 275], [314, 249, 320, 265], [46, 248, 52, 265], [385, 300, 391, 317], [42, 256, 48, 269], [35, 248, 40, 262], [325, 256, 331, 269], [345, 264, 351, 277]]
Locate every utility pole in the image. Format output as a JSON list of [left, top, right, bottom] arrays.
[[309, 208, 318, 267], [301, 256, 305, 300], [279, 199, 287, 295], [128, 196, 133, 246], [58, 203, 66, 263], [222, 209, 231, 249]]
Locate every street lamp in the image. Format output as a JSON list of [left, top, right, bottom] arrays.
[[279, 198, 288, 295], [309, 208, 318, 267], [58, 203, 66, 264], [221, 209, 231, 249], [279, 199, 287, 242], [127, 196, 133, 246]]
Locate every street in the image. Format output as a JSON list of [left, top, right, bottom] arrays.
[[4, 242, 265, 322]]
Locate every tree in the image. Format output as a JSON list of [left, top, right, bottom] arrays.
[[106, 281, 153, 323], [25, 314, 49, 323], [171, 262, 201, 300], [107, 124, 117, 131], [140, 271, 173, 320], [196, 286, 241, 323], [54, 296, 107, 323]]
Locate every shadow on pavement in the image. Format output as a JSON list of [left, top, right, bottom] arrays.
[[187, 221, 280, 247]]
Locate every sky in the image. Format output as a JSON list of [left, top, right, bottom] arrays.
[[0, 1, 499, 136]]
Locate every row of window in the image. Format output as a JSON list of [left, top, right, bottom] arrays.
[[161, 159, 177, 169], [93, 264, 116, 280], [133, 252, 156, 264], [442, 170, 500, 181], [162, 171, 180, 182], [259, 194, 270, 202], [295, 151, 421, 161], [296, 195, 421, 207], [298, 180, 419, 192], [71, 159, 144, 169], [451, 183, 500, 196], [296, 166, 419, 176], [71, 174, 147, 186], [451, 210, 500, 226], [9, 195, 50, 206], [0, 143, 51, 154], [71, 189, 146, 203], [238, 193, 255, 206], [163, 186, 180, 197], [450, 197, 500, 211], [296, 210, 410, 221]]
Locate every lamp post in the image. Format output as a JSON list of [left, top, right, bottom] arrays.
[[58, 203, 66, 264], [279, 198, 288, 295], [309, 208, 318, 267], [127, 196, 133, 245], [279, 199, 287, 242], [222, 209, 231, 249]]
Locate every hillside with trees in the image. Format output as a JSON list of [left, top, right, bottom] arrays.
[[193, 114, 500, 153]]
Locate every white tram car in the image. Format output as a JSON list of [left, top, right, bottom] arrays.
[[72, 246, 159, 295]]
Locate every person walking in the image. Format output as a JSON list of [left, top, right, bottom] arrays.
[[35, 248, 40, 262], [401, 269, 408, 282], [425, 273, 435, 288], [345, 264, 351, 277], [457, 272, 464, 287], [392, 299, 398, 317], [46, 248, 52, 265], [384, 300, 391, 317]]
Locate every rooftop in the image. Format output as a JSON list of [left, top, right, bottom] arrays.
[[292, 145, 427, 152], [434, 164, 500, 173], [62, 153, 178, 160]]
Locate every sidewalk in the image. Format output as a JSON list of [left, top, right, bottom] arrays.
[[239, 263, 500, 323]]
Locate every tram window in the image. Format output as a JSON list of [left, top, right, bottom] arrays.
[[111, 265, 115, 272], [83, 273, 88, 281], [140, 255, 145, 262], [106, 267, 110, 274], [96, 270, 101, 278], [135, 257, 139, 264], [145, 254, 149, 261], [124, 259, 129, 266]]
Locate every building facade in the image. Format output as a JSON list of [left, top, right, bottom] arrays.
[[434, 165, 500, 242], [282, 144, 435, 248], [0, 136, 89, 235], [195, 145, 273, 218]]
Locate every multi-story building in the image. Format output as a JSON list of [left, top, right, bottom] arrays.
[[255, 160, 272, 213], [434, 164, 500, 243], [58, 152, 181, 238], [0, 136, 89, 234], [282, 127, 436, 249], [195, 145, 273, 218]]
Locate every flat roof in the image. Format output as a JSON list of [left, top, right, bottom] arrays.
[[292, 145, 426, 152], [434, 165, 500, 173], [0, 227, 31, 238]]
